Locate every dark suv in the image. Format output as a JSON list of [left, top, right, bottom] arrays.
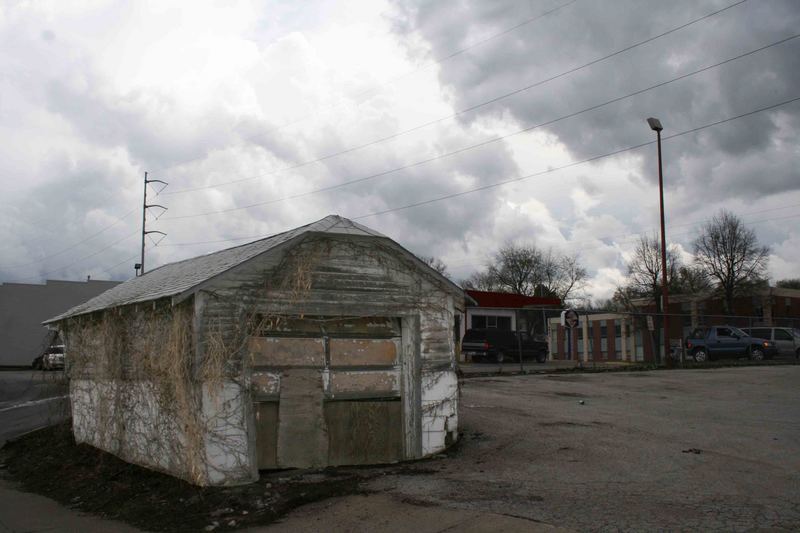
[[461, 329, 548, 363]]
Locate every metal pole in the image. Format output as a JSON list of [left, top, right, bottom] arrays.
[[567, 326, 572, 367], [656, 130, 671, 367], [141, 171, 147, 275]]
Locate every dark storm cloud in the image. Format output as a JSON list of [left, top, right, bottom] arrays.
[[391, 0, 800, 202]]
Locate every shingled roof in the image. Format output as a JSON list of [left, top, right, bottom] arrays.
[[44, 215, 392, 324]]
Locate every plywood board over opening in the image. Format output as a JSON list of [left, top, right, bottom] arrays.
[[276, 369, 327, 468], [254, 402, 278, 469], [248, 337, 325, 367], [329, 338, 399, 366], [325, 399, 403, 465]]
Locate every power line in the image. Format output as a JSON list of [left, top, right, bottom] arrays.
[[544, 203, 800, 255], [339, 0, 581, 103], [157, 92, 800, 252], [13, 229, 140, 283], [352, 95, 800, 220], [161, 31, 796, 221], [0, 207, 139, 269], [162, 0, 747, 196], [444, 210, 800, 274], [149, 0, 580, 178]]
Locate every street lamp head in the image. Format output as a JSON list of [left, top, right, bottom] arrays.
[[647, 117, 663, 132]]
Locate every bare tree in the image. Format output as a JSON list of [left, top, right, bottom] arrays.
[[624, 234, 681, 313], [417, 255, 450, 278], [461, 243, 587, 304], [545, 252, 588, 303], [676, 265, 711, 294], [693, 210, 769, 315], [487, 244, 543, 296], [460, 270, 499, 291]]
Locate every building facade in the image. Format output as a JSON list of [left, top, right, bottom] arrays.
[[0, 279, 120, 366], [461, 289, 560, 339]]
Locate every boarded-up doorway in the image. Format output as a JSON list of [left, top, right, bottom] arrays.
[[248, 316, 404, 469]]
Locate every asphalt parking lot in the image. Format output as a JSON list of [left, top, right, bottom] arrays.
[[279, 365, 800, 531], [0, 370, 68, 446], [1, 366, 798, 532]]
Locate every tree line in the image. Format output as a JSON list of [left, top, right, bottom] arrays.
[[609, 209, 779, 316], [420, 246, 588, 304], [420, 209, 793, 315]]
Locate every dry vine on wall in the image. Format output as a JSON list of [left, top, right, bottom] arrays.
[[64, 300, 232, 485]]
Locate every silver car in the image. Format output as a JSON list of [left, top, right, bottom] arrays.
[[743, 327, 800, 358]]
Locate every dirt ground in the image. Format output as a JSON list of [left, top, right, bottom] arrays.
[[2, 366, 799, 532]]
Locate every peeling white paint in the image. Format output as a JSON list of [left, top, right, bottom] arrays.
[[420, 370, 459, 455], [201, 381, 255, 485], [71, 378, 256, 486]]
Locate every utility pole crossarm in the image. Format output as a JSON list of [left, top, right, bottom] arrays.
[[139, 172, 168, 276]]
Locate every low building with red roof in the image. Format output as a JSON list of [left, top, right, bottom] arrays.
[[460, 290, 561, 345]]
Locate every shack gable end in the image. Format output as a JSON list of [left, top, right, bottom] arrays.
[[196, 234, 460, 470], [55, 227, 463, 486]]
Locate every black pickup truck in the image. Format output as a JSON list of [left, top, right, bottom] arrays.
[[684, 325, 777, 362], [461, 329, 548, 363]]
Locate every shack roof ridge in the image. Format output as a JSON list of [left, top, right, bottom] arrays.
[[42, 215, 394, 324]]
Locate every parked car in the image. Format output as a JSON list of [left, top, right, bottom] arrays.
[[684, 325, 777, 362], [461, 329, 548, 363], [31, 354, 44, 370], [742, 327, 800, 358], [42, 344, 66, 370]]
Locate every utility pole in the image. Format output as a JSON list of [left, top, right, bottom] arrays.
[[647, 117, 671, 367], [137, 171, 168, 276]]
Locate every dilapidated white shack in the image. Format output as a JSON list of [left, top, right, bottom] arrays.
[[44, 215, 464, 486]]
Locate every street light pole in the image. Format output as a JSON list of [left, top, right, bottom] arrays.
[[647, 117, 671, 367]]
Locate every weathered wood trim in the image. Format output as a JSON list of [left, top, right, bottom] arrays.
[[401, 314, 422, 459]]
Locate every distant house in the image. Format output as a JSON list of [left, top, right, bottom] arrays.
[[0, 279, 121, 366], [44, 215, 464, 486], [461, 289, 560, 339]]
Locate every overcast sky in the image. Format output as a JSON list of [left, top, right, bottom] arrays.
[[1, 0, 798, 302]]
